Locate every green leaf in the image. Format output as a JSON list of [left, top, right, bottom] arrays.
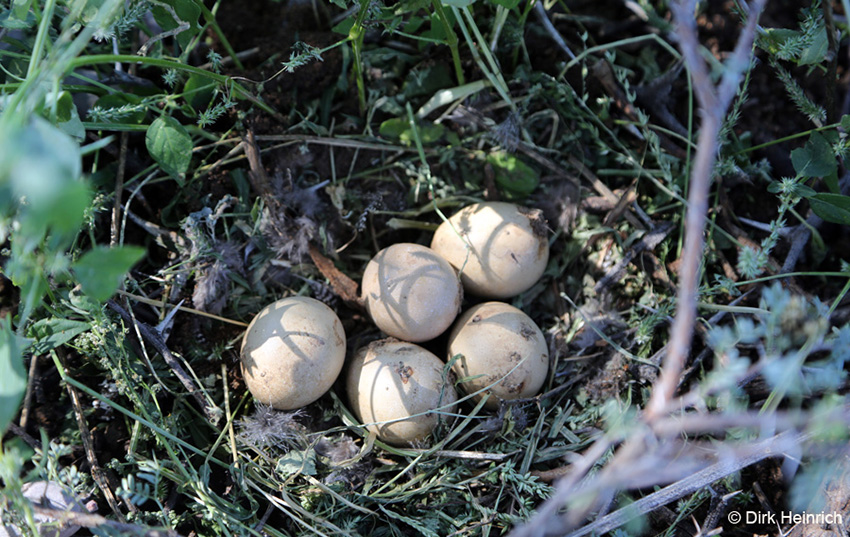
[[758, 28, 801, 56], [331, 16, 355, 35], [488, 0, 521, 8], [72, 246, 146, 302], [790, 183, 817, 198], [485, 151, 539, 198], [151, 0, 201, 51], [12, 0, 34, 20], [441, 0, 475, 6], [401, 63, 453, 100], [841, 114, 850, 132], [791, 132, 836, 178], [809, 193, 850, 226], [146, 116, 193, 182], [824, 170, 840, 194], [276, 449, 317, 477], [183, 74, 216, 111], [28, 319, 91, 355], [0, 318, 27, 434], [379, 117, 409, 139], [799, 26, 828, 66], [53, 91, 85, 141], [8, 117, 82, 204], [379, 117, 445, 145], [2, 117, 90, 240]]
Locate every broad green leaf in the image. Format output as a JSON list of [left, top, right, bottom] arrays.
[[379, 117, 445, 144], [758, 28, 801, 56], [799, 26, 829, 66], [146, 116, 193, 182], [417, 79, 488, 118], [441, 0, 475, 7], [790, 183, 817, 198], [276, 449, 317, 477], [53, 91, 85, 141], [7, 117, 82, 205], [488, 0, 521, 8], [28, 319, 91, 355], [399, 0, 430, 12], [51, 91, 75, 123], [1, 117, 90, 239], [486, 151, 539, 198], [0, 318, 27, 434], [72, 246, 146, 302], [379, 117, 410, 139], [183, 74, 216, 111], [12, 0, 33, 19], [824, 170, 840, 194], [809, 193, 850, 226], [402, 63, 453, 100], [151, 0, 201, 51], [331, 16, 355, 35], [791, 132, 836, 178], [0, 11, 33, 29], [841, 114, 850, 132]]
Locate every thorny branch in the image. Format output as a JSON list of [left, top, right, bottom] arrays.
[[508, 1, 771, 536], [564, 430, 809, 537], [646, 0, 767, 420], [28, 504, 183, 537], [106, 300, 221, 425]]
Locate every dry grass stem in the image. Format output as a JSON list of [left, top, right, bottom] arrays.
[[646, 0, 767, 420]]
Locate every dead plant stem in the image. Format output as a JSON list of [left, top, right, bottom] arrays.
[[646, 113, 719, 418], [106, 300, 220, 424], [55, 347, 131, 520], [564, 429, 807, 537], [646, 0, 766, 420], [110, 131, 128, 247]]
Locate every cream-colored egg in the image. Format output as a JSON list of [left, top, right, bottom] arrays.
[[447, 302, 548, 409], [347, 339, 457, 446], [240, 296, 346, 410], [361, 243, 462, 342], [431, 202, 549, 298]]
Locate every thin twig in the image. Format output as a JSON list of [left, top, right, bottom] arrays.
[[107, 300, 221, 424], [6, 422, 39, 449], [198, 47, 260, 71], [29, 504, 182, 537], [18, 354, 38, 429], [56, 348, 130, 520], [508, 435, 617, 537], [137, 1, 189, 57], [594, 220, 675, 294], [243, 129, 273, 198], [645, 0, 767, 420], [564, 430, 807, 537], [534, 1, 576, 60], [116, 289, 248, 327], [110, 131, 128, 247]]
